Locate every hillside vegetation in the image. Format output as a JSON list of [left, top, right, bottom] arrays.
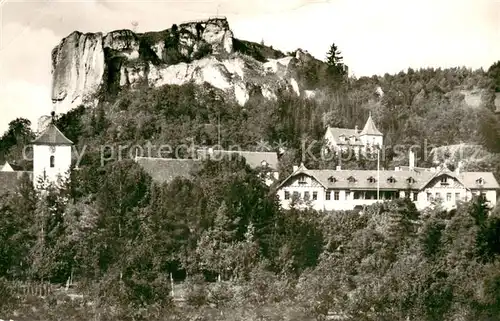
[[1, 43, 500, 320]]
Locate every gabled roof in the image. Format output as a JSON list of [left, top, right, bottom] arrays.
[[460, 172, 500, 190], [32, 124, 73, 146], [325, 127, 364, 146], [359, 114, 383, 136], [1, 162, 25, 172], [277, 165, 500, 191], [196, 149, 279, 170], [0, 171, 33, 195], [135, 157, 200, 184]]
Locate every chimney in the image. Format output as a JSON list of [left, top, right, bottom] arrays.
[[455, 161, 463, 175], [336, 165, 341, 171], [354, 125, 358, 134], [409, 150, 415, 170]]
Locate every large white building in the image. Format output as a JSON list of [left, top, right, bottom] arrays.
[[324, 113, 383, 155], [276, 154, 499, 212]]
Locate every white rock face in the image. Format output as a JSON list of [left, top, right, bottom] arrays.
[[304, 90, 316, 99], [152, 41, 165, 60], [51, 32, 105, 113], [261, 84, 277, 100], [103, 30, 139, 59], [290, 78, 300, 96], [51, 18, 305, 113]]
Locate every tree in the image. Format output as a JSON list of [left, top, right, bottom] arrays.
[[325, 42, 347, 85], [487, 60, 500, 92], [0, 118, 34, 163]]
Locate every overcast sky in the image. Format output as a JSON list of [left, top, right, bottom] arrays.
[[0, 0, 499, 134]]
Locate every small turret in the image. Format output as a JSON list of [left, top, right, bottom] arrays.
[[359, 112, 383, 148]]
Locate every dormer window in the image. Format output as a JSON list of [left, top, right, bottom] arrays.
[[367, 176, 376, 183], [407, 177, 416, 184], [347, 176, 356, 183], [441, 176, 448, 185], [328, 176, 337, 183], [476, 177, 485, 185], [387, 176, 396, 183], [50, 155, 55, 168]]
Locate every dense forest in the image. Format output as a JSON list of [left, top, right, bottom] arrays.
[[1, 44, 500, 320]]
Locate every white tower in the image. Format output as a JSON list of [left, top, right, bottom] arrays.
[[359, 112, 384, 148], [32, 112, 73, 189]]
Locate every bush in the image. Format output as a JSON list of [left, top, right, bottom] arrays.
[[0, 278, 17, 314], [184, 275, 208, 307]]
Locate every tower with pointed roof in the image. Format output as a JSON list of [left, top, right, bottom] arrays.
[[359, 112, 383, 148], [32, 111, 73, 188]]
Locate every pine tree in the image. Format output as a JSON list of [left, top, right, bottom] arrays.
[[325, 42, 348, 85]]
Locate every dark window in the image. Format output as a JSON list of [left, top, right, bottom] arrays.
[[50, 155, 55, 168], [298, 176, 306, 184], [354, 191, 363, 199], [387, 177, 396, 183], [348, 176, 356, 183], [368, 177, 376, 183], [304, 191, 310, 200], [334, 191, 340, 200], [312, 192, 318, 200], [413, 192, 418, 201], [326, 191, 331, 200], [293, 191, 300, 199], [284, 191, 290, 200], [441, 176, 448, 185]]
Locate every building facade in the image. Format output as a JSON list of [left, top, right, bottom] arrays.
[[324, 113, 383, 156], [31, 117, 73, 189], [276, 162, 499, 212]]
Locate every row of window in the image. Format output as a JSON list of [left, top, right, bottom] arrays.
[[284, 190, 418, 201], [284, 191, 319, 201], [427, 191, 485, 202], [427, 192, 461, 202], [284, 189, 488, 203]]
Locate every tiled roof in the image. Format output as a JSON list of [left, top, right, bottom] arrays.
[[0, 171, 33, 195], [32, 124, 73, 146], [279, 165, 500, 191], [1, 162, 25, 171], [135, 157, 201, 184], [196, 149, 279, 170], [325, 127, 364, 146], [359, 114, 383, 136], [458, 172, 500, 190], [398, 166, 434, 172]]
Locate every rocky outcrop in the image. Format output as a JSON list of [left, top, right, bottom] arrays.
[[51, 17, 313, 113], [51, 31, 105, 110]]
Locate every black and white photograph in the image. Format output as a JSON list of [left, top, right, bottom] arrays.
[[0, 0, 500, 320]]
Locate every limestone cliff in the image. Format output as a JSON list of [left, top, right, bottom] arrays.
[[51, 17, 316, 113]]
